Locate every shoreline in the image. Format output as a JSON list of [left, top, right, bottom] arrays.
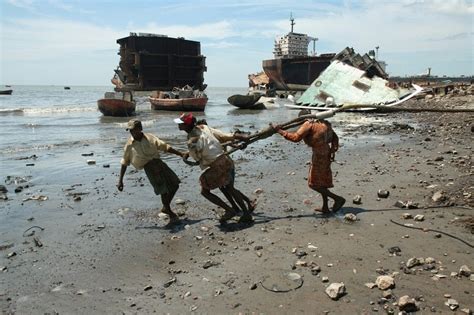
[[1, 95, 473, 314]]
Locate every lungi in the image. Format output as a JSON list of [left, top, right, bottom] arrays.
[[144, 159, 180, 195], [200, 154, 235, 190]]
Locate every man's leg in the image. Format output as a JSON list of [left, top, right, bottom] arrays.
[[161, 185, 179, 223], [314, 187, 345, 213], [219, 187, 241, 212], [201, 188, 236, 222]]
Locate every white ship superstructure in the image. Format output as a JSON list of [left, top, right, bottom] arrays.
[[273, 16, 314, 59]]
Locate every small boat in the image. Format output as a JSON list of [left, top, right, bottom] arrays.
[[64, 86, 71, 90], [97, 92, 136, 116], [0, 89, 13, 95], [149, 86, 207, 111], [227, 93, 264, 109]]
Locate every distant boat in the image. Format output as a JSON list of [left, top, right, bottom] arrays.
[[64, 86, 71, 90], [97, 91, 136, 117], [5, 85, 11, 87], [149, 86, 207, 111], [0, 89, 13, 95]]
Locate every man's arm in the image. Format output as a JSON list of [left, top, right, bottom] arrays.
[[117, 164, 127, 191], [167, 146, 185, 158]]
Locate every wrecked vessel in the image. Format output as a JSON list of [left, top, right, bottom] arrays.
[[262, 16, 335, 91], [113, 33, 207, 92]]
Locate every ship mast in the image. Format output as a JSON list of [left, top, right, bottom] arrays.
[[290, 13, 295, 33]]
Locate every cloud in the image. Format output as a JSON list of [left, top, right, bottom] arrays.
[[141, 21, 236, 40], [205, 41, 241, 49], [6, 0, 35, 11]]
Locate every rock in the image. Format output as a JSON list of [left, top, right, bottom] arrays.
[[322, 276, 329, 283], [175, 198, 186, 205], [414, 214, 425, 221], [387, 246, 401, 255], [394, 200, 406, 208], [425, 257, 436, 264], [307, 245, 318, 251], [254, 188, 264, 194], [377, 190, 390, 198], [344, 213, 357, 222], [365, 282, 377, 289], [445, 298, 459, 311], [0, 185, 7, 193], [398, 295, 419, 312], [460, 308, 472, 314], [325, 282, 345, 300], [86, 160, 96, 165], [401, 213, 413, 219], [144, 285, 153, 291], [459, 265, 471, 277], [432, 190, 446, 202], [375, 275, 394, 290], [352, 195, 362, 204], [406, 257, 423, 268], [249, 283, 257, 290], [382, 289, 392, 298]]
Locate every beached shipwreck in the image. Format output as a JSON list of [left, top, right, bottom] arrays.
[[112, 33, 207, 92]]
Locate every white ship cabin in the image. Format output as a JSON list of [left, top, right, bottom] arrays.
[[273, 32, 313, 59], [273, 16, 315, 59]]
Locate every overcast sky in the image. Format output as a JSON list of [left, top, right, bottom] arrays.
[[1, 0, 472, 87]]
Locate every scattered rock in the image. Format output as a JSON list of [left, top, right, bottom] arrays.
[[344, 213, 357, 222], [398, 295, 419, 312], [352, 195, 362, 204], [144, 285, 153, 291], [254, 188, 264, 194], [414, 214, 425, 221], [375, 275, 395, 290], [401, 213, 413, 219], [459, 265, 471, 277], [406, 257, 423, 268], [86, 160, 96, 165], [388, 246, 401, 255], [432, 190, 446, 203], [365, 282, 377, 289], [175, 198, 186, 205], [325, 282, 345, 300], [445, 298, 459, 311], [377, 190, 390, 198]]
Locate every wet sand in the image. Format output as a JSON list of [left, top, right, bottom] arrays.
[[1, 95, 473, 314]]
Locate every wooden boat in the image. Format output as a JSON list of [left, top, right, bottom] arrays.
[[149, 87, 208, 111], [64, 86, 71, 90], [227, 93, 264, 109], [0, 89, 13, 95], [150, 96, 207, 111], [97, 98, 136, 116]]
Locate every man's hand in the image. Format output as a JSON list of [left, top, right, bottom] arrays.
[[182, 151, 189, 160], [117, 181, 124, 191], [270, 123, 281, 131]]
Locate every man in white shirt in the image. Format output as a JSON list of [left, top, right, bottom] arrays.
[[175, 113, 255, 224], [117, 119, 186, 224]]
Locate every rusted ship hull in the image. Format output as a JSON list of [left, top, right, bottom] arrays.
[[262, 55, 335, 91], [97, 99, 136, 117], [149, 97, 207, 111], [115, 34, 206, 92]]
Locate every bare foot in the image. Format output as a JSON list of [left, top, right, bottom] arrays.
[[219, 210, 237, 224], [248, 199, 257, 213], [238, 213, 254, 223], [332, 197, 346, 212], [314, 207, 330, 214]]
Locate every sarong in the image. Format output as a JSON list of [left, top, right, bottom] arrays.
[[144, 159, 180, 195], [308, 151, 333, 189], [199, 154, 235, 190]]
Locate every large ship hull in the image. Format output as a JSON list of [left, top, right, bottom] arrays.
[[262, 55, 335, 91]]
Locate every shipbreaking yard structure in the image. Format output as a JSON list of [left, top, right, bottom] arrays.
[[113, 33, 207, 92]]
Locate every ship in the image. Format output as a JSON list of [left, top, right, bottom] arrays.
[[262, 16, 336, 91], [113, 33, 207, 92]]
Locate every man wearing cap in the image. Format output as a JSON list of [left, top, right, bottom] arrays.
[[117, 119, 186, 224], [174, 113, 255, 224]]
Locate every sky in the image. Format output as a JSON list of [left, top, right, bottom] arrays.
[[0, 0, 473, 87]]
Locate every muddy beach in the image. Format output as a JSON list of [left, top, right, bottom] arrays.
[[1, 95, 473, 314]]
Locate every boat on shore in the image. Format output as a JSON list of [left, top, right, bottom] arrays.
[[97, 92, 136, 116], [227, 93, 265, 109], [0, 89, 13, 95], [149, 86, 207, 111]]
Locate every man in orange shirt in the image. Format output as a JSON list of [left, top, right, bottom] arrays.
[[272, 111, 345, 214]]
